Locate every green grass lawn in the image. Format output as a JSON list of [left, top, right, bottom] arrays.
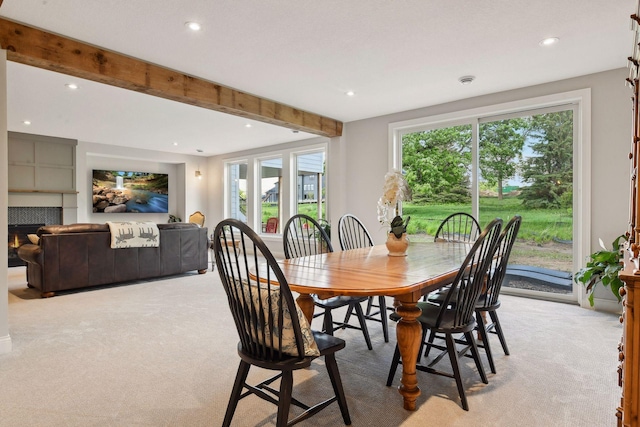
[[262, 196, 574, 271], [404, 196, 572, 243], [263, 196, 572, 244]]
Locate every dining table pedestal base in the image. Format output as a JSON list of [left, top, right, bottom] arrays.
[[395, 299, 422, 410], [297, 293, 316, 325]]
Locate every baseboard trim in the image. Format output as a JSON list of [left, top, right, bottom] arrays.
[[0, 334, 12, 354], [589, 297, 623, 314]]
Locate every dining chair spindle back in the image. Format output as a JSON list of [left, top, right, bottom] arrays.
[[213, 218, 351, 427], [474, 215, 522, 373], [434, 212, 481, 243], [283, 214, 373, 350], [337, 213, 391, 342]]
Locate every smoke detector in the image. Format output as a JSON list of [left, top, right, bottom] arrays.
[[458, 75, 475, 85]]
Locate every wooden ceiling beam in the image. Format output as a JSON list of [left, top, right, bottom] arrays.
[[0, 17, 343, 138]]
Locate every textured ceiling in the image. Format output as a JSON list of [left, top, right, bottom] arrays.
[[0, 0, 635, 156]]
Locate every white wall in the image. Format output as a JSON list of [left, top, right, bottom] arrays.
[[76, 141, 209, 228], [0, 50, 11, 354]]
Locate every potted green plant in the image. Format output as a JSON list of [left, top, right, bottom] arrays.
[[390, 215, 410, 239], [317, 218, 331, 239], [315, 218, 331, 251], [377, 169, 412, 256], [574, 234, 627, 307]]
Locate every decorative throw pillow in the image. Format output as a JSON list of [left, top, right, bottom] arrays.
[[106, 221, 160, 248], [27, 234, 39, 245], [240, 279, 320, 357]]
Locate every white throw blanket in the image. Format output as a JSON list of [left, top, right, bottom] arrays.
[[106, 221, 160, 249]]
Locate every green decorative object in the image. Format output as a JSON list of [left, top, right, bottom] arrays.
[[574, 234, 627, 307], [390, 215, 411, 239]]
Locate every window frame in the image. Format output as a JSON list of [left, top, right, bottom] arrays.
[[293, 147, 327, 222], [225, 159, 249, 223], [223, 141, 329, 238], [388, 89, 591, 306]]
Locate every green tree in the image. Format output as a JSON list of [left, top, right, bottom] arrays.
[[479, 118, 528, 199], [519, 110, 573, 208], [402, 126, 472, 203]]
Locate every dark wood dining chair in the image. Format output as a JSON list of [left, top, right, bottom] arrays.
[[434, 212, 481, 243], [420, 212, 482, 302], [386, 218, 503, 411], [474, 215, 522, 373], [424, 215, 522, 374], [338, 213, 390, 342], [213, 218, 351, 427], [283, 214, 372, 350]]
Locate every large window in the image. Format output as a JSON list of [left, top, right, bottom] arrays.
[[259, 157, 282, 233], [401, 124, 473, 234], [227, 161, 247, 222], [224, 143, 328, 236], [295, 150, 326, 222], [391, 90, 589, 304]]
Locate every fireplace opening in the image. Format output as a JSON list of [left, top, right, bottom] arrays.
[[8, 224, 45, 267]]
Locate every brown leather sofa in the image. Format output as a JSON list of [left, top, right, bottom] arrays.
[[17, 222, 209, 297]]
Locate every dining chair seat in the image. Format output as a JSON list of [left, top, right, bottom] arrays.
[[314, 295, 369, 310], [313, 295, 373, 350]]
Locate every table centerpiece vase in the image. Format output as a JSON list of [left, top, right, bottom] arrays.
[[386, 231, 410, 256]]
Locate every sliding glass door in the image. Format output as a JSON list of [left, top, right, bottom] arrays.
[[399, 105, 576, 302]]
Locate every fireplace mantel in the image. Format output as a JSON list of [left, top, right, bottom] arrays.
[[8, 193, 78, 224]]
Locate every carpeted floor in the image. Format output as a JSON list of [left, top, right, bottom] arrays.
[[0, 266, 621, 426]]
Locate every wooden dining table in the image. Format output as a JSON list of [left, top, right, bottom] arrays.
[[277, 241, 471, 411]]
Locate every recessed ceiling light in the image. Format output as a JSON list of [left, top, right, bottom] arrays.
[[245, 123, 252, 128], [292, 130, 299, 133], [185, 21, 201, 31], [539, 37, 559, 47], [65, 83, 78, 90], [345, 91, 355, 97], [22, 120, 31, 125], [173, 142, 179, 146], [458, 75, 475, 85], [196, 149, 203, 153]]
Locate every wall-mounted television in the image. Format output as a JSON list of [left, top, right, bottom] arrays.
[[92, 170, 169, 213]]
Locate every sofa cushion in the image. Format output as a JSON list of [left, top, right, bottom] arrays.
[[157, 223, 201, 230], [37, 223, 109, 236]]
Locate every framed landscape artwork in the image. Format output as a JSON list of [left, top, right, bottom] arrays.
[[92, 170, 169, 213]]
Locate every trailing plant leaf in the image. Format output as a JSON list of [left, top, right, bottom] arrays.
[[574, 234, 627, 307]]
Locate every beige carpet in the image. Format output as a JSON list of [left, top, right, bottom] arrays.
[[1, 266, 620, 426]]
